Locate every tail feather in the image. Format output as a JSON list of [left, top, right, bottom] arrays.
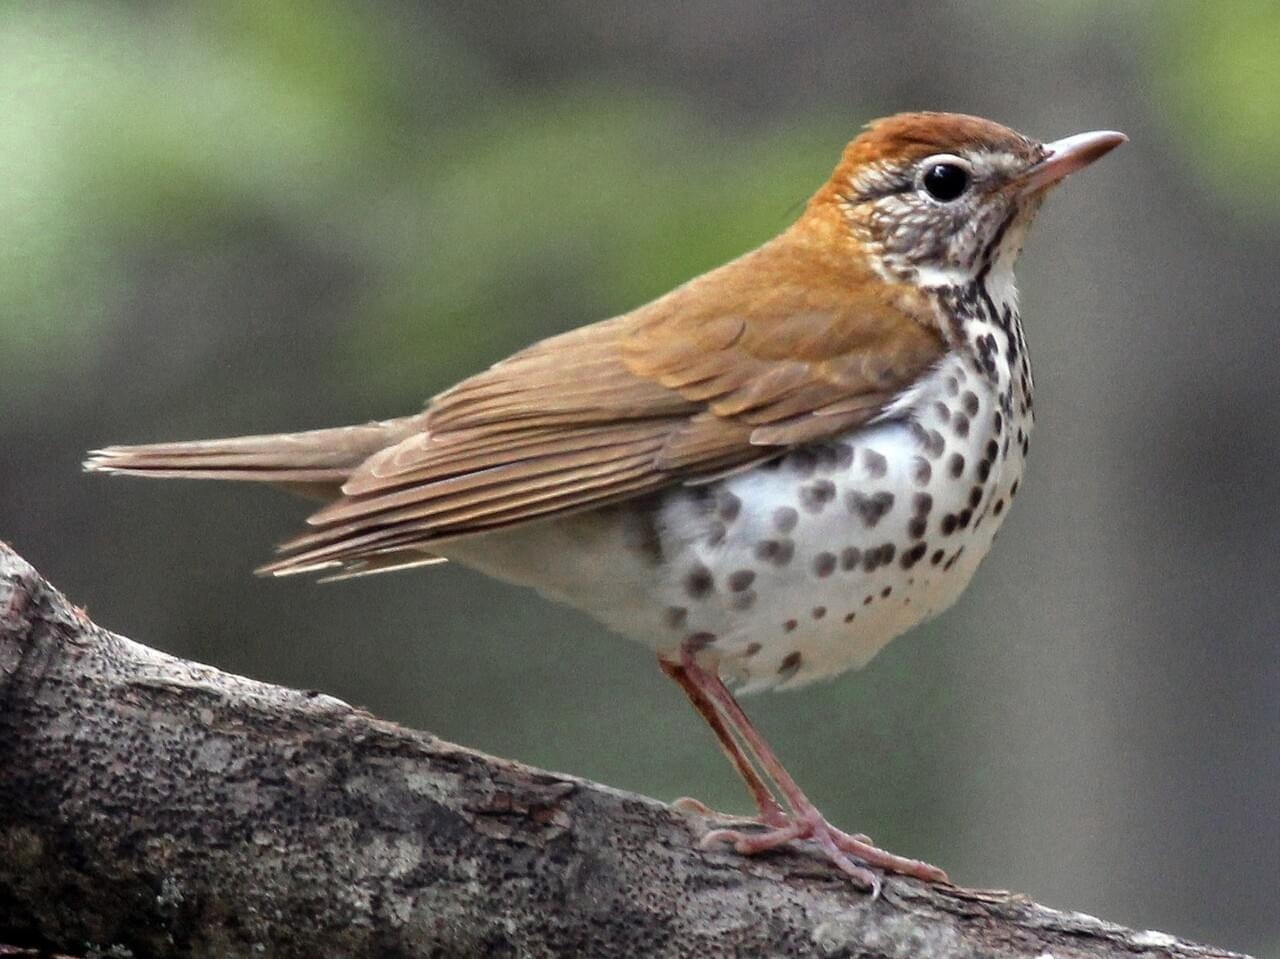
[[84, 414, 451, 573], [84, 416, 423, 488]]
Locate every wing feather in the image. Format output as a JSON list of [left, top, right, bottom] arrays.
[[266, 225, 946, 577]]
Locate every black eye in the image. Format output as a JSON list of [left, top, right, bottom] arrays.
[[922, 162, 969, 202]]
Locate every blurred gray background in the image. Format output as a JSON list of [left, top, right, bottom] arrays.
[[2, 1, 1278, 954]]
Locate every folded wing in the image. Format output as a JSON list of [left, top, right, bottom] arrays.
[[263, 231, 945, 577]]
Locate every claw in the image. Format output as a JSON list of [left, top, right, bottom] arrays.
[[829, 829, 949, 884], [698, 813, 945, 890]]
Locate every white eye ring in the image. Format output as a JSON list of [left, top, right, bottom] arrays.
[[916, 154, 973, 203]]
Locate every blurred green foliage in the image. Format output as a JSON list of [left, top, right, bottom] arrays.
[[1153, 0, 1280, 213], [0, 0, 844, 409]]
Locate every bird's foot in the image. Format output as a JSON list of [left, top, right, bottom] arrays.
[[701, 810, 947, 894]]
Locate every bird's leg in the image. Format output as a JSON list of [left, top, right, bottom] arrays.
[[659, 658, 790, 827], [677, 649, 948, 890]]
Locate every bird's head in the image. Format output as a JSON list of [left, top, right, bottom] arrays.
[[814, 112, 1126, 291]]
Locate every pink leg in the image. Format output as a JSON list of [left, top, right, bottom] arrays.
[[675, 648, 949, 892], [660, 658, 789, 827]]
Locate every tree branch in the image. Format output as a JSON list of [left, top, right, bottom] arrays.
[[0, 542, 1250, 958]]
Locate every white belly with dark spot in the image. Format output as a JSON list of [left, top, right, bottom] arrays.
[[446, 341, 1032, 693], [647, 352, 1026, 690]]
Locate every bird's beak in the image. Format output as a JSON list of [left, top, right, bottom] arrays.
[[1012, 130, 1127, 195]]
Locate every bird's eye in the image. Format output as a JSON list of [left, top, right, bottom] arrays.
[[920, 161, 970, 202]]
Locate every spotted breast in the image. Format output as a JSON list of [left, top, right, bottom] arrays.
[[445, 276, 1033, 692]]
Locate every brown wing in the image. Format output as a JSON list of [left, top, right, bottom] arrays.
[[262, 227, 944, 576]]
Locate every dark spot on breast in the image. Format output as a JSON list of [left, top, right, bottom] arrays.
[[993, 498, 1005, 515], [779, 651, 802, 677], [908, 516, 927, 539], [880, 586, 892, 598], [943, 546, 966, 571], [863, 449, 888, 478], [962, 391, 980, 416], [1010, 479, 1020, 498], [930, 548, 944, 566], [901, 542, 928, 569], [912, 457, 931, 486], [789, 449, 817, 477], [922, 429, 946, 458], [932, 401, 951, 423], [986, 440, 999, 461], [993, 411, 1003, 434], [812, 606, 826, 620], [847, 490, 895, 526], [813, 445, 838, 473], [684, 565, 714, 599], [941, 514, 958, 536], [716, 491, 742, 523], [664, 607, 687, 629], [957, 508, 973, 528], [800, 479, 836, 513], [949, 453, 965, 478], [755, 539, 795, 566], [783, 619, 798, 633], [813, 552, 837, 578], [969, 486, 983, 509], [952, 413, 970, 438], [841, 547, 862, 571], [834, 442, 855, 469], [913, 492, 933, 515], [843, 611, 857, 623], [744, 642, 762, 657], [705, 521, 726, 547], [728, 569, 756, 592], [773, 506, 799, 533], [863, 542, 896, 572], [731, 590, 757, 611], [686, 485, 717, 519]]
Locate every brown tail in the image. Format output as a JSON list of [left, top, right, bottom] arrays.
[[84, 416, 423, 501]]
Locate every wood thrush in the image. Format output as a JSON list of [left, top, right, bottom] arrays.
[[86, 112, 1125, 892]]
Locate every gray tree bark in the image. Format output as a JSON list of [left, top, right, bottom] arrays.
[[0, 542, 1250, 958]]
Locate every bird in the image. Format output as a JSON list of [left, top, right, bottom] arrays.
[[85, 112, 1126, 893]]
